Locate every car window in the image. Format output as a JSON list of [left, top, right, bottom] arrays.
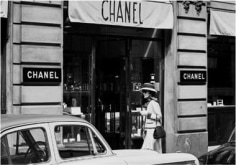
[[54, 125, 106, 159], [1, 128, 50, 164], [92, 131, 106, 154]]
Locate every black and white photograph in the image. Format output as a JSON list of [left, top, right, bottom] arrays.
[[1, 0, 235, 164]]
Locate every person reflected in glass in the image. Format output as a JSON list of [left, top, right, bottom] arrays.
[[137, 83, 162, 153]]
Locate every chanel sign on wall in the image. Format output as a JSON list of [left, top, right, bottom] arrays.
[[23, 68, 61, 84], [180, 70, 207, 84]]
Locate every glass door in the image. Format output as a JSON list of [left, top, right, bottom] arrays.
[[63, 33, 163, 150], [95, 37, 128, 149], [95, 37, 163, 149]]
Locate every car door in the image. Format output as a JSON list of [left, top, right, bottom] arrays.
[[1, 123, 56, 165], [48, 121, 126, 165]]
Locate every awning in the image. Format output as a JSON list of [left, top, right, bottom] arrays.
[[210, 9, 236, 36], [69, 0, 173, 29], [0, 1, 8, 18]]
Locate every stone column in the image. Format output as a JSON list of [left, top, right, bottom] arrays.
[[6, 1, 63, 114], [164, 1, 208, 157]]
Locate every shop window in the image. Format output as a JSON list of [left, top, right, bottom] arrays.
[[63, 34, 93, 120], [208, 37, 235, 105], [207, 36, 235, 145]]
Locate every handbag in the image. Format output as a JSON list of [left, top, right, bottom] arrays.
[[153, 125, 166, 139], [153, 115, 166, 139]]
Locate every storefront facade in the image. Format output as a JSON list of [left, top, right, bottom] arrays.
[[1, 0, 235, 157]]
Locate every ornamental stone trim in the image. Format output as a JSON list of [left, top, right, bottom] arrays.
[[182, 0, 205, 15]]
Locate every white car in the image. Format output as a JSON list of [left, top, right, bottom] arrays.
[[1, 114, 199, 165]]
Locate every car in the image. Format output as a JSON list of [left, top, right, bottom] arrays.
[[1, 114, 199, 165], [198, 127, 235, 165]]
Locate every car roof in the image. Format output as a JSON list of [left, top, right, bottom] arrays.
[[1, 114, 87, 132]]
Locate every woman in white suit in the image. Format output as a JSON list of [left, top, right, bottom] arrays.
[[138, 83, 162, 153]]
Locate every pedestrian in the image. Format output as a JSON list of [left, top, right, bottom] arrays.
[[137, 83, 162, 153]]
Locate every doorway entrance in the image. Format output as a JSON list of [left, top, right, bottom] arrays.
[[63, 23, 164, 149], [95, 38, 129, 149], [94, 36, 163, 149]]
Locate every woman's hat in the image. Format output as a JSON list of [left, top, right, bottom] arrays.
[[140, 83, 157, 93]]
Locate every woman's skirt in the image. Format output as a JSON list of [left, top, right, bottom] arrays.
[[141, 128, 162, 153]]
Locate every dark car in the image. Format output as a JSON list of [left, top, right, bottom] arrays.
[[198, 127, 235, 165]]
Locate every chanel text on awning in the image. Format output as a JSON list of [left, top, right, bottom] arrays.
[[101, 0, 143, 24]]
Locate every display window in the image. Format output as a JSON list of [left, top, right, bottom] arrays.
[[207, 36, 235, 145], [208, 36, 235, 106], [63, 34, 93, 121]]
